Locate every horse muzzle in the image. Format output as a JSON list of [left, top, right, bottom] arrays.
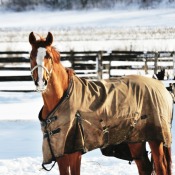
[[31, 64, 52, 92], [35, 79, 48, 92]]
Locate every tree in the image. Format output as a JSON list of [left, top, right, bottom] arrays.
[[80, 0, 88, 8]]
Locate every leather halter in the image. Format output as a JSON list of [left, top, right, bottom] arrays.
[[31, 64, 53, 79]]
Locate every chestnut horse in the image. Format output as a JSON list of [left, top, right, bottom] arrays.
[[29, 32, 172, 175]]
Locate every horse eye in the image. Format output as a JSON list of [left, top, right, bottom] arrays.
[[45, 53, 52, 59], [30, 54, 36, 60]]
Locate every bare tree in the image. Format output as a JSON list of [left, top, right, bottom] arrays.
[[80, 0, 88, 8], [1, 0, 174, 11]]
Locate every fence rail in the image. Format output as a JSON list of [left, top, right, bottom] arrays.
[[0, 50, 174, 91]]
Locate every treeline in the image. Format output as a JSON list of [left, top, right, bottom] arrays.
[[0, 0, 174, 11]]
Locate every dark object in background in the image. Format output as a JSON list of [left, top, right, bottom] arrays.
[[156, 69, 165, 80]]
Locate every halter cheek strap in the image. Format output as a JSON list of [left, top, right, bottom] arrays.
[[31, 64, 53, 81]]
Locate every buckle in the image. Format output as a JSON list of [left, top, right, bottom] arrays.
[[44, 128, 61, 138], [49, 131, 53, 136], [46, 119, 52, 124]]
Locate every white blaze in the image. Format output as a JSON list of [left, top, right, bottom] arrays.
[[36, 48, 46, 89]]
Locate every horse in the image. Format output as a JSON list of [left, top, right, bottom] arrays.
[[29, 32, 81, 175], [29, 32, 173, 175]]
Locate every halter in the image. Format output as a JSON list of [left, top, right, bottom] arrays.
[[30, 53, 53, 92], [31, 64, 53, 79]]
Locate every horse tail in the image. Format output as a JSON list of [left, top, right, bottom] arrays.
[[163, 146, 172, 175]]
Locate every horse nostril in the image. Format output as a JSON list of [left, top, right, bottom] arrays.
[[35, 80, 38, 86], [44, 79, 47, 86]]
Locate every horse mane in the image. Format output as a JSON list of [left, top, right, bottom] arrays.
[[51, 46, 75, 77], [51, 46, 61, 63]]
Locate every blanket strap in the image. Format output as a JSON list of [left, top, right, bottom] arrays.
[[74, 111, 87, 152], [42, 162, 57, 171], [100, 119, 109, 148], [41, 116, 58, 127], [44, 128, 61, 138], [42, 130, 57, 171]]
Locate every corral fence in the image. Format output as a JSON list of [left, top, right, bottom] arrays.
[[0, 50, 175, 92]]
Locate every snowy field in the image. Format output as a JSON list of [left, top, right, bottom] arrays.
[[1, 5, 175, 175], [1, 8, 175, 51]]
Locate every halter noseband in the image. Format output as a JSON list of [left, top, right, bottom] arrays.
[[31, 61, 53, 92], [31, 64, 53, 79]]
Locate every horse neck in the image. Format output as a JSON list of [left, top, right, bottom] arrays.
[[42, 64, 69, 119]]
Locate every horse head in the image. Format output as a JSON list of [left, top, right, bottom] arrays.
[[29, 32, 60, 92]]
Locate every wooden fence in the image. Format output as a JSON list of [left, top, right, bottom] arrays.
[[0, 50, 174, 91]]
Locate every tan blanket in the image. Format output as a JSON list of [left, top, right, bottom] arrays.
[[39, 75, 173, 165]]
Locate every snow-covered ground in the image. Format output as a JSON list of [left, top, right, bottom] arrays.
[[1, 8, 175, 51], [1, 8, 175, 29]]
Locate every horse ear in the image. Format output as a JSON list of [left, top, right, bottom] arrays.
[[29, 32, 36, 45], [46, 32, 53, 46]]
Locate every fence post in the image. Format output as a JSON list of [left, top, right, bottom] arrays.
[[70, 50, 74, 68], [144, 58, 148, 74], [173, 52, 175, 79], [144, 51, 148, 74], [154, 52, 159, 74], [97, 51, 103, 80], [108, 52, 113, 78]]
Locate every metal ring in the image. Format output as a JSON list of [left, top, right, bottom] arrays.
[[46, 119, 52, 124], [49, 131, 53, 136]]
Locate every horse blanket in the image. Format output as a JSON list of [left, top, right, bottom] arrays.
[[39, 75, 173, 166]]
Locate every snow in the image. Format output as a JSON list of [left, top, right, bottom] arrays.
[[1, 6, 175, 175], [1, 8, 175, 29], [1, 8, 175, 51], [0, 156, 138, 175]]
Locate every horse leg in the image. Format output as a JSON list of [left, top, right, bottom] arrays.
[[69, 152, 82, 175], [57, 155, 70, 175], [128, 143, 153, 175], [57, 152, 82, 175], [148, 141, 172, 175]]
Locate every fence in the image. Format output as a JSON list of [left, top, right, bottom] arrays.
[[0, 50, 174, 91]]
